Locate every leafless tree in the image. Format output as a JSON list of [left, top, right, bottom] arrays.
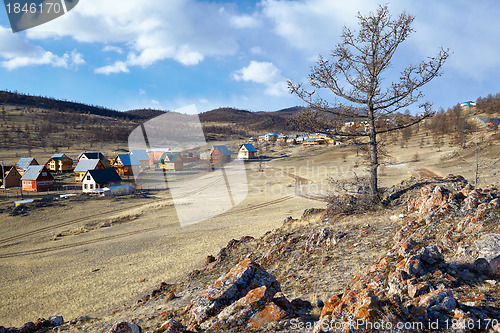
[[288, 5, 449, 201]]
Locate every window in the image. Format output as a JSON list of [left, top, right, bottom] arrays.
[[90, 184, 94, 189], [42, 172, 47, 176], [28, 181, 31, 185], [86, 175, 91, 180], [84, 184, 88, 189], [22, 180, 26, 185]]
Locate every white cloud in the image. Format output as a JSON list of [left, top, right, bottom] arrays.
[[103, 45, 123, 54], [0, 26, 83, 70], [233, 61, 288, 96], [229, 14, 260, 28], [26, 0, 241, 73]]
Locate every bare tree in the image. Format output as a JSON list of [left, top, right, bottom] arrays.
[[288, 5, 449, 201]]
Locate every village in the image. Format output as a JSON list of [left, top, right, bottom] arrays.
[[0, 130, 347, 204]]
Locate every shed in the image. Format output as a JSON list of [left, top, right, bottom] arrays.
[[131, 150, 151, 168]]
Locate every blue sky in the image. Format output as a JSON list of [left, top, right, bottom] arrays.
[[0, 0, 499, 113]]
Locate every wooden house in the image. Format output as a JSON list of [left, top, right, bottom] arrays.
[[160, 152, 184, 171], [238, 144, 258, 160], [46, 153, 73, 172], [248, 137, 258, 143], [77, 152, 110, 167], [21, 165, 54, 192], [0, 166, 21, 189], [82, 168, 122, 193], [16, 157, 39, 174], [210, 146, 231, 164], [147, 150, 169, 166], [112, 154, 140, 176], [131, 150, 151, 168], [265, 133, 278, 142], [73, 159, 105, 181]]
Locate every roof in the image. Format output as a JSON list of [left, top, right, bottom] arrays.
[[21, 165, 52, 181], [74, 159, 102, 172], [160, 152, 181, 163], [0, 166, 15, 178], [50, 153, 71, 161], [79, 152, 106, 160], [86, 168, 122, 184], [116, 154, 140, 166], [16, 157, 38, 170], [212, 145, 231, 156], [266, 133, 278, 136], [240, 144, 258, 152], [131, 150, 150, 161]]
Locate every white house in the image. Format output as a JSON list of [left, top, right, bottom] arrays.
[[82, 168, 122, 193], [238, 144, 258, 159]]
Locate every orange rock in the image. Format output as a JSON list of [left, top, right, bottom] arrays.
[[320, 295, 341, 318], [247, 302, 287, 328]]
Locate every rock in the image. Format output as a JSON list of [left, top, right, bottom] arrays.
[[188, 257, 288, 330], [108, 322, 142, 333], [247, 302, 287, 328], [157, 320, 183, 333], [474, 258, 491, 275], [316, 299, 324, 308], [205, 255, 216, 265], [48, 315, 64, 326], [290, 298, 312, 310]]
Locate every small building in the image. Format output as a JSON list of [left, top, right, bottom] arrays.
[[182, 152, 201, 162], [238, 144, 258, 160], [77, 152, 110, 167], [94, 185, 135, 197], [16, 157, 39, 174], [73, 159, 106, 181], [286, 138, 297, 146], [82, 168, 122, 193], [0, 166, 21, 189], [210, 146, 231, 164], [21, 165, 54, 192], [160, 152, 184, 171], [46, 153, 73, 172], [130, 150, 151, 168], [460, 101, 476, 109], [112, 154, 140, 176], [265, 133, 278, 142], [248, 137, 258, 143]]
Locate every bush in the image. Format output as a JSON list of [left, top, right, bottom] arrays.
[[325, 176, 376, 216]]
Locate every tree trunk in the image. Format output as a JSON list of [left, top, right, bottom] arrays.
[[368, 107, 379, 201]]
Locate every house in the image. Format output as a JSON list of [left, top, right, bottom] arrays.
[[130, 150, 151, 168], [46, 153, 73, 172], [210, 145, 231, 164], [82, 168, 122, 193], [112, 154, 140, 176], [146, 149, 171, 166], [248, 137, 258, 143], [21, 165, 54, 192], [265, 133, 278, 142], [0, 166, 21, 189], [160, 152, 184, 171], [77, 152, 110, 167], [73, 159, 105, 181], [460, 101, 476, 109], [16, 157, 39, 174], [238, 144, 258, 160], [286, 138, 297, 146]]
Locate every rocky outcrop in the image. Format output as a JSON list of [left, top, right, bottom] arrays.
[[185, 256, 293, 331], [315, 181, 500, 332], [108, 322, 142, 333]]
